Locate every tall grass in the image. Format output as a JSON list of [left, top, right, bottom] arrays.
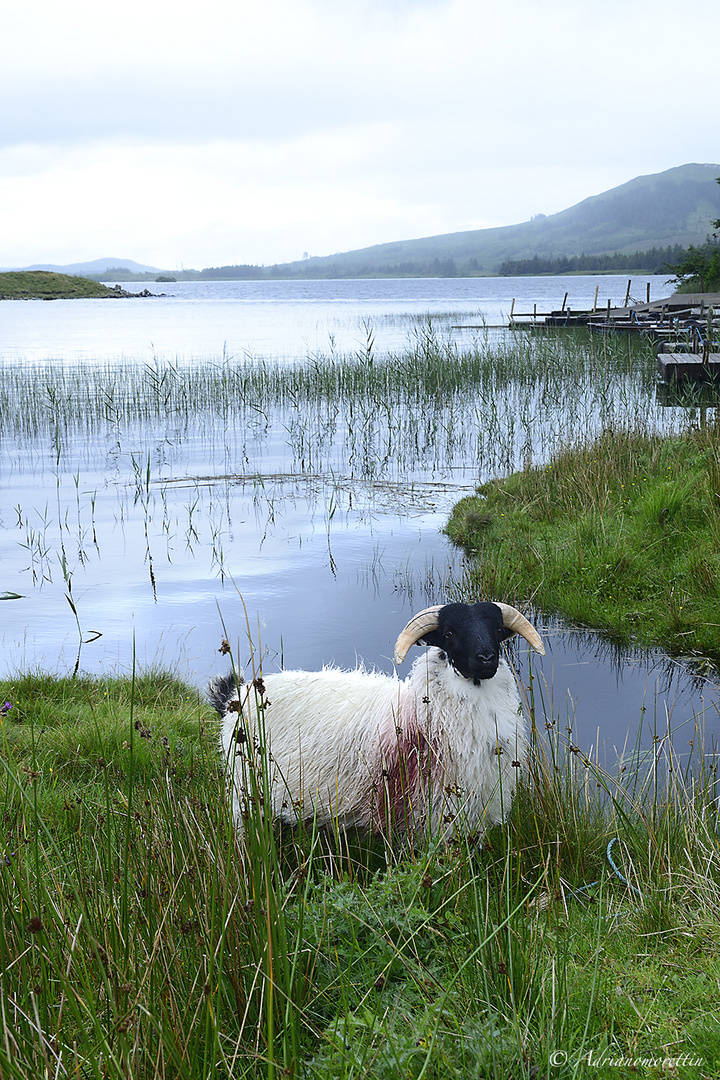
[[0, 329, 660, 468], [2, 644, 720, 1078], [0, 328, 655, 433]]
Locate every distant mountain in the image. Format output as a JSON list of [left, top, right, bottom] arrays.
[[276, 163, 720, 278], [13, 257, 163, 275]]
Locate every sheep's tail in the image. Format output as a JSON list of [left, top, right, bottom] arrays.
[[208, 671, 242, 715]]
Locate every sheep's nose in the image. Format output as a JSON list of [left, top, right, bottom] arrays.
[[476, 651, 495, 664]]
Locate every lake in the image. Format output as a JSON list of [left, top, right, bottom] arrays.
[[1, 274, 663, 363], [1, 273, 717, 764]]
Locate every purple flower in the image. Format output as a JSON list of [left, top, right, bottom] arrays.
[[0, 702, 12, 716]]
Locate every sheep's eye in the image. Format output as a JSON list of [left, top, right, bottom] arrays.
[[444, 629, 454, 640]]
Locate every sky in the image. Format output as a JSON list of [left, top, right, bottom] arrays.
[[2, 0, 719, 271]]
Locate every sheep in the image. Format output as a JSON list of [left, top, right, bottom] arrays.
[[209, 601, 544, 843]]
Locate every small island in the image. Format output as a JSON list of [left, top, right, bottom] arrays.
[[0, 270, 151, 300]]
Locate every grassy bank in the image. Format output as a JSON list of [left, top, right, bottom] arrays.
[[0, 270, 126, 300], [1, 666, 719, 1078], [447, 422, 720, 668]]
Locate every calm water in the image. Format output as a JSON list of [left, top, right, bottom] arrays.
[[1, 274, 717, 762], [1, 274, 665, 363]]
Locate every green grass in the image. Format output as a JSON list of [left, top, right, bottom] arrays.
[[2, 665, 720, 1078], [446, 422, 720, 668], [0, 270, 122, 300]]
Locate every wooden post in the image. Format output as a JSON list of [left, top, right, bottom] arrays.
[[592, 285, 599, 312], [624, 279, 631, 306], [510, 298, 515, 319], [646, 281, 650, 304], [562, 292, 568, 311]]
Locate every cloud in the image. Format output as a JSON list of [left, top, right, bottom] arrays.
[[2, 0, 718, 267]]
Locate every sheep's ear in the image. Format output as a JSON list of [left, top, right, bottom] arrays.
[[494, 603, 545, 655], [394, 605, 443, 664]]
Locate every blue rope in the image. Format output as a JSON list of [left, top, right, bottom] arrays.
[[605, 837, 644, 897], [567, 837, 643, 900]]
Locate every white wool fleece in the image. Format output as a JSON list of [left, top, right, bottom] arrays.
[[220, 647, 526, 841]]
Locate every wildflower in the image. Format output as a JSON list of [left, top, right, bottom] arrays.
[[0, 702, 12, 716]]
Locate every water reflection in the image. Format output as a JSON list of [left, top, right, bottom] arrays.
[[0, 273, 665, 363], [509, 619, 720, 766]]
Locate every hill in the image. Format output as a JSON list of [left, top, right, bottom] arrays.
[[276, 163, 720, 278], [13, 257, 163, 276]]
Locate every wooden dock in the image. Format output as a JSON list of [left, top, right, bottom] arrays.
[[503, 285, 720, 383], [453, 281, 720, 383], [509, 290, 720, 336], [657, 352, 720, 383]]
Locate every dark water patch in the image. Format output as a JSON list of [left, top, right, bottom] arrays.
[[507, 619, 720, 767]]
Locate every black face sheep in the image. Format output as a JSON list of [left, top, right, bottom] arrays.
[[209, 601, 544, 842]]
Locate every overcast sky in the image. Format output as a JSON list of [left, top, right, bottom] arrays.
[[2, 0, 718, 270]]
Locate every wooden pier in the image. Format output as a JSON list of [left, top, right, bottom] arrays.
[[504, 282, 720, 383], [657, 352, 720, 382], [509, 288, 720, 337], [452, 280, 719, 383]]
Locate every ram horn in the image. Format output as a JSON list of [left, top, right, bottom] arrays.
[[494, 603, 545, 655], [393, 605, 443, 665], [393, 602, 545, 665]]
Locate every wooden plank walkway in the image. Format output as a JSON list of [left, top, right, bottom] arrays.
[[657, 353, 720, 382], [507, 291, 720, 334]]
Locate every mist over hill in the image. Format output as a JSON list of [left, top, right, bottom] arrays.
[[4, 258, 163, 276]]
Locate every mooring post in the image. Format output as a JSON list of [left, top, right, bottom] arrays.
[[624, 279, 631, 306], [592, 285, 598, 312], [562, 292, 568, 311]]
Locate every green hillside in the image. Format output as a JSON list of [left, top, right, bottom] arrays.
[[276, 163, 720, 278]]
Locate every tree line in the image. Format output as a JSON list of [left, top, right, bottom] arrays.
[[196, 245, 707, 282], [497, 246, 686, 277]]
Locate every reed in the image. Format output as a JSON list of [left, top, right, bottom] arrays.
[[1, 327, 666, 650], [0, 329, 656, 444]]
